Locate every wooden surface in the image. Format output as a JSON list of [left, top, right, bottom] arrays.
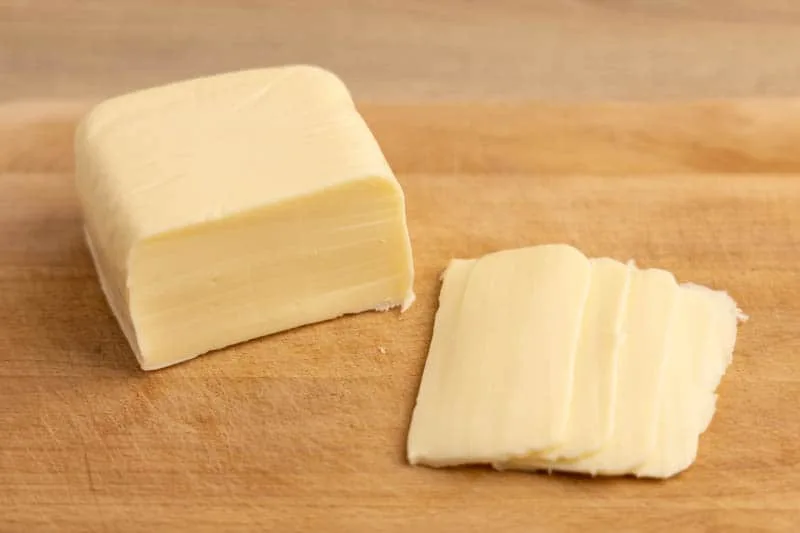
[[7, 1, 800, 102], [1, 100, 799, 532]]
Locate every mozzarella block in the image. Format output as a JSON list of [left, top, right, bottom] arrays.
[[75, 66, 415, 370], [408, 244, 743, 479], [406, 245, 591, 466]]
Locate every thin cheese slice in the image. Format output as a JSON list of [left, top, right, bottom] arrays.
[[75, 66, 415, 370], [406, 244, 591, 466], [498, 266, 679, 475], [586, 267, 678, 473], [407, 259, 476, 465], [408, 245, 743, 478], [538, 257, 632, 461], [635, 287, 708, 477], [685, 284, 743, 433], [635, 285, 742, 478]]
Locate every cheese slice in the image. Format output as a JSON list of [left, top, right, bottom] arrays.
[[634, 287, 707, 478], [602, 266, 678, 472], [75, 66, 415, 370], [635, 285, 742, 478], [538, 257, 632, 461], [500, 266, 678, 475], [407, 259, 476, 465], [684, 284, 743, 433], [406, 244, 591, 466]]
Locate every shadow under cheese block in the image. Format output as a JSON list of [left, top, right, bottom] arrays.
[[407, 244, 744, 479], [75, 66, 415, 370]]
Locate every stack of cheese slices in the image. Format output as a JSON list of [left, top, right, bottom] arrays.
[[407, 244, 745, 478]]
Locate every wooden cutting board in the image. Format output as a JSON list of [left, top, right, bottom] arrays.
[[1, 100, 798, 532]]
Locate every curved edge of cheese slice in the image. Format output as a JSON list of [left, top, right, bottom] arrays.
[[633, 284, 744, 478]]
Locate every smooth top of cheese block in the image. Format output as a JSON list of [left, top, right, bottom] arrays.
[[75, 65, 404, 283]]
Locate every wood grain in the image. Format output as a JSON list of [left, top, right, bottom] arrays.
[[5, 1, 800, 102], [1, 101, 799, 532]]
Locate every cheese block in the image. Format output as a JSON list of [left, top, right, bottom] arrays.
[[75, 66, 415, 370], [406, 245, 591, 466]]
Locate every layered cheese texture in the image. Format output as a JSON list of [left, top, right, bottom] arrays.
[[75, 66, 415, 370], [407, 245, 744, 479]]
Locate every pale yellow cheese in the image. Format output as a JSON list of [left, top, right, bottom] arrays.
[[684, 284, 743, 433], [407, 259, 476, 465], [75, 65, 415, 370], [408, 244, 743, 479], [502, 266, 679, 475], [634, 287, 708, 478], [406, 245, 591, 466], [552, 267, 678, 474], [635, 285, 742, 478], [538, 257, 632, 461]]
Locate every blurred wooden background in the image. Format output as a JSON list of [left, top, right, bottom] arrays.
[[4, 0, 800, 102]]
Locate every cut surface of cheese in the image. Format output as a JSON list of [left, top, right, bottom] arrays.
[[406, 245, 591, 466], [75, 65, 415, 370]]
